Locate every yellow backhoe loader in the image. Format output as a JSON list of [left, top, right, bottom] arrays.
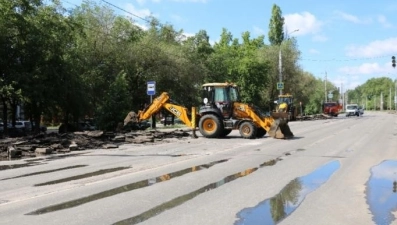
[[271, 93, 298, 121], [124, 82, 293, 139]]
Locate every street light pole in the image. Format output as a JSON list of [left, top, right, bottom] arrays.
[[278, 29, 299, 95], [324, 71, 327, 103]]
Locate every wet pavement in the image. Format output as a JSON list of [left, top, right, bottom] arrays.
[[27, 159, 229, 215], [235, 160, 340, 225], [366, 160, 397, 225]]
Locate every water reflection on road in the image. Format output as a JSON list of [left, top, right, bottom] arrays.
[[366, 160, 397, 225], [235, 160, 340, 225]]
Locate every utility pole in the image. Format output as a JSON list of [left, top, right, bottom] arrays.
[[278, 29, 299, 95], [374, 95, 377, 110], [278, 49, 282, 95], [324, 71, 327, 103], [341, 83, 344, 110], [381, 92, 383, 111], [392, 56, 396, 111], [390, 87, 392, 110]]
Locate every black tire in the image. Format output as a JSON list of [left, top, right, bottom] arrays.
[[199, 114, 223, 138], [256, 128, 266, 138], [239, 121, 257, 139], [220, 129, 232, 137]]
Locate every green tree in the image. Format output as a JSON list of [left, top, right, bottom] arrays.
[[96, 71, 130, 131], [268, 4, 284, 46]]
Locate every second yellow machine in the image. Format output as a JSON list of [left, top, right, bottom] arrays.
[[124, 82, 294, 139]]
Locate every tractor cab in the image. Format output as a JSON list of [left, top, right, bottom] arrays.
[[200, 83, 240, 119], [277, 94, 293, 105]]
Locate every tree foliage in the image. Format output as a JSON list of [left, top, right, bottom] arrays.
[[1, 1, 391, 133], [268, 4, 284, 46], [347, 77, 396, 110]]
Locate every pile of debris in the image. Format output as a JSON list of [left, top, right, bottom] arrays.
[[0, 129, 191, 161], [296, 113, 334, 120]]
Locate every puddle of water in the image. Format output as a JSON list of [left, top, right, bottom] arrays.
[[1, 165, 87, 181], [260, 159, 280, 167], [366, 160, 397, 225], [0, 162, 43, 171], [113, 168, 258, 225], [42, 152, 90, 161], [0, 153, 89, 171], [27, 159, 228, 215], [235, 160, 340, 225], [34, 167, 131, 186]]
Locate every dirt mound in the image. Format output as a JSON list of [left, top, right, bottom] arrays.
[[0, 129, 191, 161]]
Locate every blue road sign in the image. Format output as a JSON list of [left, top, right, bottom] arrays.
[[147, 81, 156, 95], [277, 82, 284, 90]]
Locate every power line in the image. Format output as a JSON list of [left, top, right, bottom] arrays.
[[100, 0, 152, 24], [301, 54, 397, 62]]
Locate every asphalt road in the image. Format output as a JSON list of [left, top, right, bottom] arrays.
[[0, 111, 396, 225]]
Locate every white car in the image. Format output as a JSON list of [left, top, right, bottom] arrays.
[[345, 104, 359, 117], [14, 121, 32, 131]]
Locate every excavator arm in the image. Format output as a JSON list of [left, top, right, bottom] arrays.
[[124, 92, 195, 128], [233, 102, 294, 139]]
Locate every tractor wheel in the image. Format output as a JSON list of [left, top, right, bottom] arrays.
[[219, 129, 232, 137], [256, 128, 266, 138], [239, 121, 257, 139], [199, 114, 223, 138]]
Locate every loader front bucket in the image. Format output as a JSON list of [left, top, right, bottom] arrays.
[[268, 119, 294, 139]]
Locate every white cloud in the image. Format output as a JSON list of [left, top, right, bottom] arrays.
[[312, 35, 328, 42], [170, 14, 185, 23], [345, 37, 397, 57], [136, 0, 146, 5], [333, 10, 372, 24], [171, 0, 208, 2], [284, 12, 324, 36], [136, 0, 206, 5], [253, 26, 265, 35], [135, 0, 162, 5], [309, 49, 320, 54], [331, 75, 363, 90], [372, 162, 397, 180], [338, 62, 395, 75], [176, 32, 195, 42], [125, 3, 153, 19], [377, 15, 393, 28]]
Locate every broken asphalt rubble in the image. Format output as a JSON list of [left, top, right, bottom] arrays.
[[0, 129, 191, 160]]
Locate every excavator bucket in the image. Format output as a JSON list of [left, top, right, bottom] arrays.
[[268, 119, 294, 139]]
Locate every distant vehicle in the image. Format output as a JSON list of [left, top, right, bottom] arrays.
[[358, 106, 364, 115], [323, 102, 342, 117], [346, 104, 359, 117], [78, 122, 96, 131], [14, 121, 32, 131]]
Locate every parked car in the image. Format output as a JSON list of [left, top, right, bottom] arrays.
[[78, 122, 96, 131], [14, 121, 32, 131]]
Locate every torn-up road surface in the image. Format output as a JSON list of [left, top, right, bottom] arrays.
[[0, 111, 396, 225]]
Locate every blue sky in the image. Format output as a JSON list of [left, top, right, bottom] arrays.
[[64, 0, 397, 91]]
